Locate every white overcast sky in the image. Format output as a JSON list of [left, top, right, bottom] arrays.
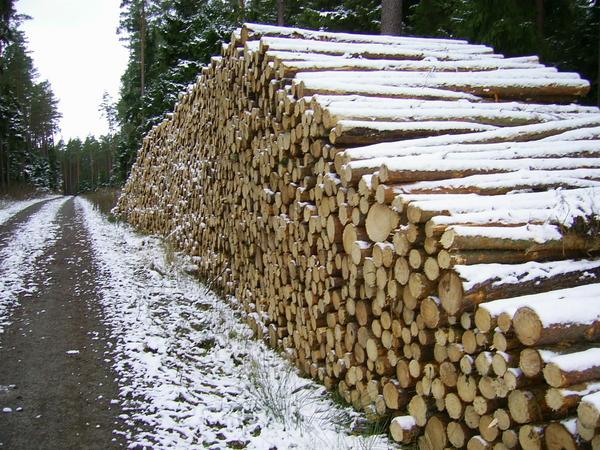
[[15, 0, 128, 141]]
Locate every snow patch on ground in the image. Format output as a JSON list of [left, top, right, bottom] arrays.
[[0, 195, 60, 226], [0, 197, 68, 335], [77, 197, 393, 450]]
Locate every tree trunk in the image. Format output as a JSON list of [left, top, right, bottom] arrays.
[[76, 153, 80, 194], [139, 0, 146, 98], [381, 0, 403, 36], [239, 0, 245, 23], [535, 0, 544, 42], [0, 139, 5, 193], [276, 0, 284, 26]]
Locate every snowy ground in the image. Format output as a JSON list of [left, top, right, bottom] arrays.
[[75, 197, 394, 450], [0, 195, 60, 226], [0, 197, 68, 334]]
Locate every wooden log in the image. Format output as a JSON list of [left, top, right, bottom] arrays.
[[320, 101, 575, 129], [439, 261, 600, 316], [424, 415, 449, 450], [390, 415, 420, 444], [577, 391, 600, 429], [479, 414, 500, 443], [519, 424, 546, 450], [520, 347, 566, 378], [543, 348, 600, 388], [382, 379, 409, 410], [365, 203, 399, 242], [546, 381, 600, 414], [378, 157, 600, 185], [440, 224, 600, 253], [408, 395, 435, 427], [330, 119, 496, 145], [467, 435, 493, 450], [296, 69, 590, 101], [508, 387, 556, 424], [545, 419, 584, 450], [336, 116, 600, 166], [513, 294, 600, 346], [448, 420, 472, 448], [576, 418, 596, 442]]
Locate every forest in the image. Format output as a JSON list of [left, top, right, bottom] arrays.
[[0, 0, 598, 195]]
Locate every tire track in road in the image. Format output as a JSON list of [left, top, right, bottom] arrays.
[[0, 196, 60, 227], [0, 197, 69, 335]]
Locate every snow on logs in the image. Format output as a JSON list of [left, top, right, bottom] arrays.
[[115, 22, 600, 449]]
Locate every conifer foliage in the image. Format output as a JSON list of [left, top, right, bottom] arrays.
[[0, 0, 62, 193]]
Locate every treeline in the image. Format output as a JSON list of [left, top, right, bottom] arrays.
[[113, 0, 599, 183], [60, 136, 116, 195], [0, 1, 119, 195], [0, 1, 62, 193]]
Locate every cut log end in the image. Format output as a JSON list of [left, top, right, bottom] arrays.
[[439, 271, 464, 316], [519, 348, 544, 378], [513, 307, 543, 346], [390, 415, 419, 444], [365, 203, 400, 242], [545, 422, 581, 450]]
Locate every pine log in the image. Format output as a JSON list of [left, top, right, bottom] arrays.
[[424, 415, 449, 450], [519, 424, 546, 450], [546, 381, 600, 414], [390, 415, 420, 444], [513, 295, 600, 347], [439, 260, 600, 316], [543, 348, 600, 387], [545, 419, 584, 450], [577, 391, 600, 429], [337, 116, 600, 165], [365, 203, 399, 242]]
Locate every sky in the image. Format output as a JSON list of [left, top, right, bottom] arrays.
[[15, 0, 129, 141]]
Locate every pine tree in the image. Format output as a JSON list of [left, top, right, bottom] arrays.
[[0, 0, 16, 57], [0, 14, 62, 192]]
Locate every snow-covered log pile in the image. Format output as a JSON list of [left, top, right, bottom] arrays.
[[115, 23, 600, 450]]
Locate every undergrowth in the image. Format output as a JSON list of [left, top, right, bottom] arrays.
[[83, 188, 122, 222]]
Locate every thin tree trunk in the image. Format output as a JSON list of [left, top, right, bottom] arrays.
[[535, 0, 544, 42], [64, 155, 69, 195], [108, 143, 113, 183], [76, 153, 80, 194], [0, 140, 5, 193], [277, 0, 284, 26], [381, 0, 403, 36], [140, 0, 146, 98], [90, 154, 94, 190], [239, 0, 245, 23]]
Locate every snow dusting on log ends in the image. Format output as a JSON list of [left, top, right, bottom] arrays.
[[115, 23, 600, 449]]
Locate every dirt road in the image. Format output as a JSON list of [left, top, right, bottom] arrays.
[[0, 198, 126, 449]]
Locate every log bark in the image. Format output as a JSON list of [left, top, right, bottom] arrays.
[[439, 262, 600, 316], [513, 301, 600, 347]]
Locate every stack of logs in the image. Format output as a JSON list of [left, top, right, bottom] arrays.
[[116, 23, 600, 450]]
